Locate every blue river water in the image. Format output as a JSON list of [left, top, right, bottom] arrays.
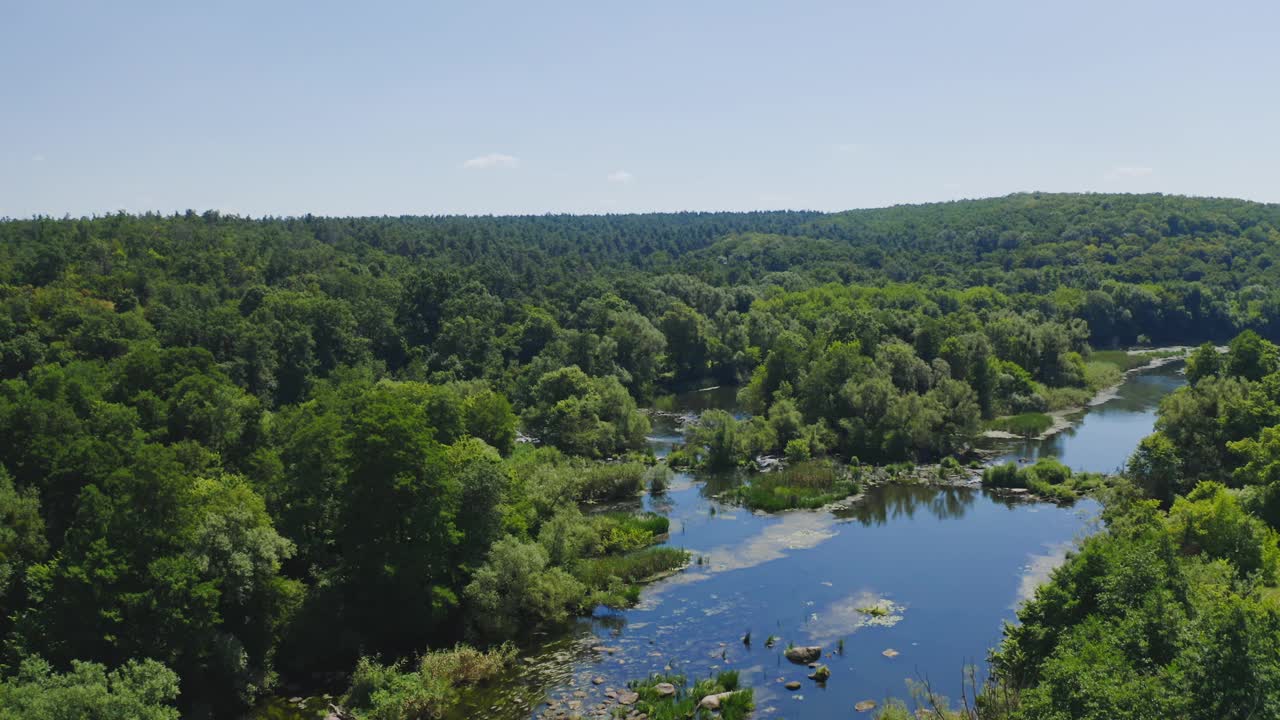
[[442, 364, 1186, 719]]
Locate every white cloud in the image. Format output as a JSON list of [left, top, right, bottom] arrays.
[[606, 170, 633, 183], [462, 153, 519, 170], [1107, 165, 1154, 180]]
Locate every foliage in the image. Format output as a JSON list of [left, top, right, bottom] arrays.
[[340, 644, 515, 720], [981, 458, 1099, 502], [988, 491, 1280, 720], [733, 460, 858, 511], [0, 656, 180, 720], [626, 671, 753, 720], [986, 413, 1053, 438], [6, 196, 1280, 711]]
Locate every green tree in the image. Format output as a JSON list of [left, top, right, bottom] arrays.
[[0, 657, 180, 720]]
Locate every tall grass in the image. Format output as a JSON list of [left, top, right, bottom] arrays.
[[574, 546, 690, 588], [627, 671, 753, 720], [734, 460, 857, 511], [986, 412, 1053, 438]]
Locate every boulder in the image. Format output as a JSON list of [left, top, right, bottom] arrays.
[[808, 664, 830, 682], [617, 691, 639, 705], [784, 681, 802, 690], [698, 691, 737, 710], [653, 682, 677, 697], [855, 699, 877, 712], [784, 645, 822, 664]]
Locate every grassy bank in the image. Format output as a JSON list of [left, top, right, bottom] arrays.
[[985, 412, 1054, 438]]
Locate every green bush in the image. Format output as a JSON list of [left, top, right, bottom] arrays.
[[645, 464, 671, 494], [0, 657, 180, 720], [784, 437, 812, 462], [342, 644, 515, 720]]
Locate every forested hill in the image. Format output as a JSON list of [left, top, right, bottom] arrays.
[[4, 192, 1280, 352], [6, 192, 1280, 291], [4, 192, 1280, 716]]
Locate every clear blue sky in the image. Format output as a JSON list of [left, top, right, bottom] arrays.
[[4, 1, 1278, 217]]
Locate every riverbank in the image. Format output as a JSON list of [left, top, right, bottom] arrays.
[[982, 348, 1189, 442]]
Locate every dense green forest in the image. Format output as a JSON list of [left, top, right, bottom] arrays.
[[3, 192, 1280, 718]]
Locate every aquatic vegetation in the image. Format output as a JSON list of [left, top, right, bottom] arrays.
[[733, 460, 858, 512], [806, 592, 905, 644], [981, 457, 1111, 502], [626, 671, 753, 720], [573, 547, 691, 600], [986, 412, 1053, 438], [646, 464, 671, 494]]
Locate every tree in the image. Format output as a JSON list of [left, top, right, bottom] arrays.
[[1128, 432, 1184, 505], [659, 303, 714, 383], [1225, 330, 1278, 383], [0, 657, 180, 720], [522, 367, 649, 457], [464, 537, 584, 638], [1185, 342, 1222, 385]]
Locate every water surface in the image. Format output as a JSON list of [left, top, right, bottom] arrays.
[[987, 362, 1185, 473]]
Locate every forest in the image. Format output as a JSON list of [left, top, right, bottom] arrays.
[[2, 192, 1280, 718]]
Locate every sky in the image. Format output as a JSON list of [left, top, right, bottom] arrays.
[[3, 1, 1279, 218]]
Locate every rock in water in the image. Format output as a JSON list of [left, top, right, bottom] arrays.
[[855, 699, 877, 712], [784, 681, 802, 690], [783, 645, 822, 664], [653, 682, 677, 697], [698, 691, 737, 710], [808, 664, 830, 682], [881, 648, 900, 658], [617, 691, 639, 705]]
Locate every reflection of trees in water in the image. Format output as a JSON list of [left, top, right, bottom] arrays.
[[838, 485, 978, 526], [698, 469, 748, 498]]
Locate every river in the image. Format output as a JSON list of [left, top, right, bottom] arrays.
[[255, 363, 1186, 719]]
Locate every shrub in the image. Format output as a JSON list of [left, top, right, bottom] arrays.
[[784, 437, 812, 462], [342, 644, 515, 720], [645, 464, 671, 494]]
